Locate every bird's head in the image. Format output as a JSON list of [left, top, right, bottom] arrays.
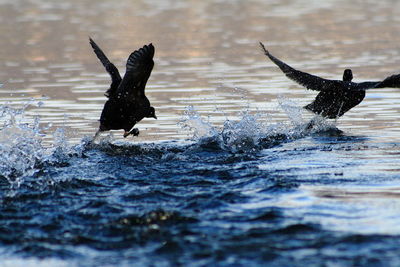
[[343, 69, 353, 82], [146, 106, 157, 119]]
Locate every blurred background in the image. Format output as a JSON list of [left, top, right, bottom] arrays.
[[1, 0, 400, 143]]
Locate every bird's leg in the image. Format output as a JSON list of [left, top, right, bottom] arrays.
[[92, 129, 101, 141], [86, 129, 102, 146], [93, 123, 110, 141], [335, 102, 345, 124]]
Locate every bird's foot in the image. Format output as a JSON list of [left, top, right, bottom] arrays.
[[130, 128, 140, 136], [123, 128, 139, 138]]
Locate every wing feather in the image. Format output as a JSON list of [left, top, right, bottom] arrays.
[[117, 43, 155, 100], [374, 74, 400, 89], [351, 74, 400, 91], [89, 37, 122, 97], [260, 42, 342, 91]]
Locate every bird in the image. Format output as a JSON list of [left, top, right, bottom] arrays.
[[89, 38, 157, 138], [259, 42, 400, 120]]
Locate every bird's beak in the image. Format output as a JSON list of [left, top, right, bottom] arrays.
[[123, 131, 129, 138], [153, 115, 157, 119]]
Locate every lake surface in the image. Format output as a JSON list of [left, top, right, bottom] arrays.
[[1, 0, 400, 266]]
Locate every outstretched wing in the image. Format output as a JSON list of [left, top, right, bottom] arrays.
[[89, 37, 122, 97], [352, 74, 400, 91], [117, 43, 155, 100], [372, 74, 400, 89], [377, 74, 400, 88], [352, 81, 381, 91], [260, 42, 342, 91]]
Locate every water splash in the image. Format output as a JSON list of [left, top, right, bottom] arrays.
[[180, 101, 342, 153], [180, 105, 275, 152], [278, 96, 340, 133], [278, 96, 305, 127], [0, 101, 84, 188], [0, 104, 45, 187], [219, 111, 265, 152], [179, 105, 218, 139], [0, 96, 342, 188]]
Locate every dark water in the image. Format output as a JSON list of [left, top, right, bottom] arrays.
[[1, 104, 400, 267], [1, 0, 400, 266]]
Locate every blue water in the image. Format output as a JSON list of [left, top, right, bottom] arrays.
[[1, 103, 400, 267]]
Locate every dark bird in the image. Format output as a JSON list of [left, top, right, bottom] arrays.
[[260, 42, 400, 119], [90, 38, 157, 138]]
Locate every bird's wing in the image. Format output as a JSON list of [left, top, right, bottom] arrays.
[[352, 74, 400, 90], [352, 81, 381, 91], [373, 74, 400, 89], [89, 37, 122, 97], [117, 43, 155, 100], [259, 42, 342, 91]]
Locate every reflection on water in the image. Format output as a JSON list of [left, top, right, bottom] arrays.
[[1, 0, 400, 142], [1, 0, 400, 266], [305, 185, 400, 234]]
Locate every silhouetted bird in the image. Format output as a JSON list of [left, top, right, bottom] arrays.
[[90, 38, 157, 138], [260, 42, 400, 119]]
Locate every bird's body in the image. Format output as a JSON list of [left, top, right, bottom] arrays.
[[89, 38, 156, 138], [259, 42, 400, 119], [99, 97, 150, 132], [304, 87, 366, 119]]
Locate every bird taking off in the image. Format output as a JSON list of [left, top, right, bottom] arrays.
[[259, 42, 400, 119], [90, 38, 157, 138]]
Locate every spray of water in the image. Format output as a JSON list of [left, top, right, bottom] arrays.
[[180, 105, 273, 152], [0, 94, 341, 188], [0, 101, 85, 188], [0, 104, 45, 187], [179, 98, 341, 152], [179, 105, 218, 140]]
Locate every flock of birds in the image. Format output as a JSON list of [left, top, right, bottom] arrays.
[[89, 38, 400, 139]]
